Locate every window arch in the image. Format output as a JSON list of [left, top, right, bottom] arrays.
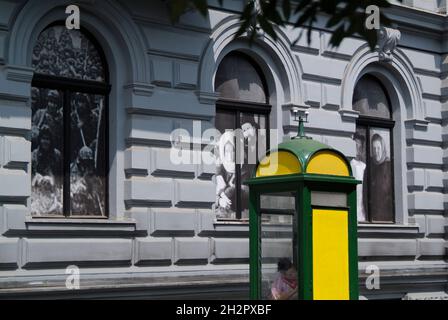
[[215, 52, 268, 104], [214, 52, 271, 220], [31, 24, 110, 218], [352, 75, 395, 223]]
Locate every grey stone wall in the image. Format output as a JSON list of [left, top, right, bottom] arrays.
[[0, 0, 446, 299]]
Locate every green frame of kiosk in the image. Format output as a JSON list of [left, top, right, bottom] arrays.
[[246, 173, 359, 300]]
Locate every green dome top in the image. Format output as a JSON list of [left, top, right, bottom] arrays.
[[255, 136, 352, 178], [277, 137, 342, 169]]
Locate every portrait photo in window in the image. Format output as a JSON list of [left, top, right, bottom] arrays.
[[214, 52, 270, 220], [352, 75, 395, 223]]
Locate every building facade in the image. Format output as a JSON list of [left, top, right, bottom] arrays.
[[0, 0, 447, 299]]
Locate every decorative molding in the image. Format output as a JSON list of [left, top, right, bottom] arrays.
[[133, 14, 212, 35], [174, 83, 197, 90], [321, 50, 353, 62], [357, 223, 421, 238], [405, 119, 430, 130], [123, 82, 155, 97], [198, 16, 304, 105], [341, 45, 425, 121], [414, 68, 442, 79], [125, 200, 172, 209], [147, 49, 200, 62], [126, 107, 214, 121], [195, 91, 220, 105], [7, 0, 149, 83], [5, 65, 34, 83], [339, 109, 360, 122], [0, 92, 30, 103], [423, 93, 442, 102], [126, 138, 172, 149], [282, 103, 309, 110], [22, 218, 138, 237], [0, 196, 28, 206], [302, 73, 342, 85], [291, 45, 319, 55], [282, 103, 310, 116], [378, 27, 402, 62], [0, 127, 29, 138]]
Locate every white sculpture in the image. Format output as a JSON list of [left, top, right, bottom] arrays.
[[378, 27, 401, 62]]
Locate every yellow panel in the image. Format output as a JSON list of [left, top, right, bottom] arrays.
[[312, 209, 350, 300], [256, 151, 302, 177], [307, 151, 350, 176]]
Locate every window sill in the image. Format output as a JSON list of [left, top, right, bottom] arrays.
[[213, 220, 249, 234], [357, 223, 421, 237], [24, 218, 138, 236]]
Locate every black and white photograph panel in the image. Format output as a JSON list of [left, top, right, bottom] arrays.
[[239, 113, 267, 219], [31, 88, 64, 217], [351, 127, 368, 222], [215, 130, 237, 219], [32, 25, 105, 82], [70, 93, 107, 217], [214, 111, 268, 220], [369, 128, 394, 223]]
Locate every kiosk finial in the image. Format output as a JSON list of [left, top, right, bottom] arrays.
[[292, 107, 310, 139]]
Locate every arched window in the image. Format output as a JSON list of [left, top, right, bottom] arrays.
[[214, 52, 270, 220], [352, 75, 395, 223], [31, 24, 110, 217]]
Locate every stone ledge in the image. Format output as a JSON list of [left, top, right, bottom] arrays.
[[21, 218, 139, 237], [357, 224, 421, 238], [0, 274, 250, 300], [0, 265, 447, 299]]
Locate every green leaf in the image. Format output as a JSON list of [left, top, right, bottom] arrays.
[[165, 0, 399, 51], [329, 25, 346, 48], [258, 15, 278, 40], [191, 0, 208, 17], [282, 0, 291, 21], [167, 0, 188, 23]]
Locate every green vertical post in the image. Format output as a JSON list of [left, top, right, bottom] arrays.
[[297, 183, 313, 300], [249, 187, 260, 300], [348, 188, 359, 300]]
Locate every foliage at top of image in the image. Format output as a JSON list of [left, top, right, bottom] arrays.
[[165, 0, 402, 50]]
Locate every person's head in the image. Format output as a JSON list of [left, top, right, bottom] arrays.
[[353, 132, 365, 160], [38, 126, 53, 152], [78, 146, 94, 172], [224, 141, 234, 162], [75, 94, 90, 117], [219, 131, 236, 174], [41, 55, 50, 68], [31, 88, 40, 106], [33, 44, 41, 56], [45, 40, 52, 51], [371, 134, 386, 164], [278, 258, 296, 281], [39, 175, 55, 193], [47, 90, 60, 114], [242, 122, 256, 139]]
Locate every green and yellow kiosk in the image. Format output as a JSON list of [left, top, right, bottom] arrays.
[[246, 120, 360, 300]]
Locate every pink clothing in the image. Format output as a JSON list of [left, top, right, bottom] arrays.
[[271, 275, 297, 300]]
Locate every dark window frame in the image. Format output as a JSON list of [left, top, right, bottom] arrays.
[[31, 22, 111, 219]]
